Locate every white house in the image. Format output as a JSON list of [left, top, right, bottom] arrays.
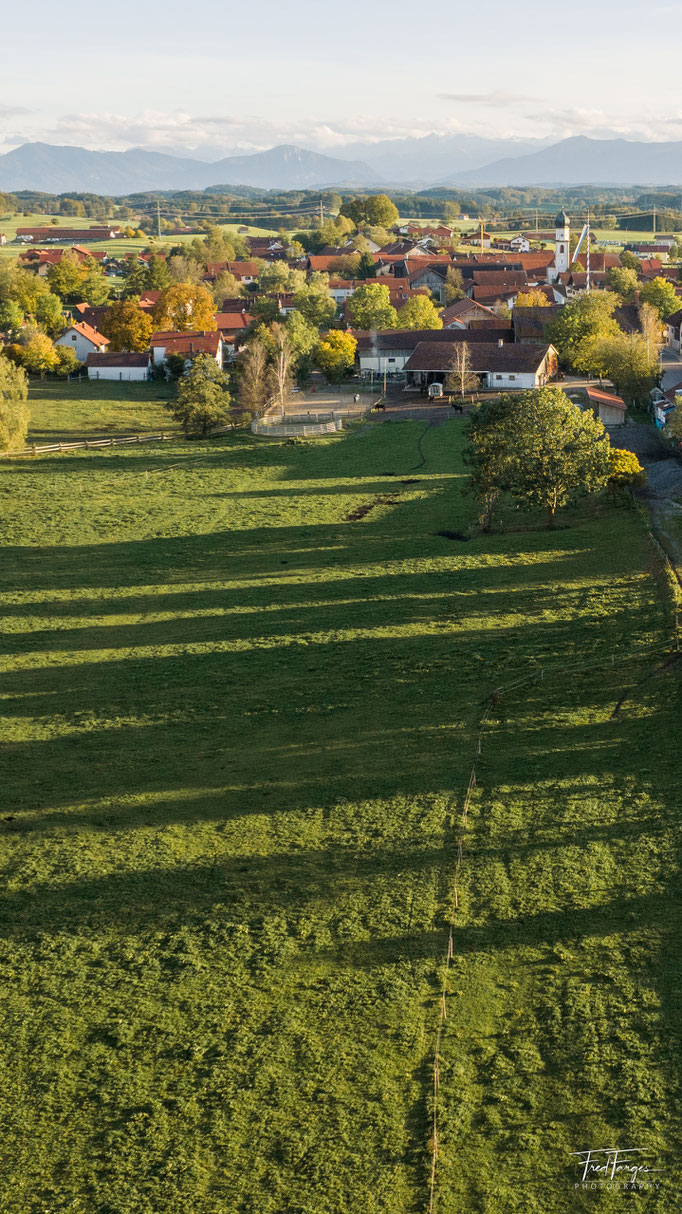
[[55, 321, 109, 361], [510, 234, 531, 253], [85, 352, 150, 382]]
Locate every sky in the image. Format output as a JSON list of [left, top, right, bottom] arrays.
[[2, 0, 682, 155]]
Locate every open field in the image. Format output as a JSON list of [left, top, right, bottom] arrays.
[[25, 378, 180, 444], [0, 212, 278, 261], [1, 418, 681, 1211]]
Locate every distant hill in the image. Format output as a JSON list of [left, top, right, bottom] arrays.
[[339, 133, 549, 183], [4, 135, 682, 195], [448, 136, 682, 186], [0, 143, 378, 194]]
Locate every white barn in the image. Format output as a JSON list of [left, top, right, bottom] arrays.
[[85, 352, 150, 381]]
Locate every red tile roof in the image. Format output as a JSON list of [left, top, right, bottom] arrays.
[[215, 312, 253, 332], [585, 386, 626, 410], [66, 321, 109, 347], [150, 330, 222, 356]]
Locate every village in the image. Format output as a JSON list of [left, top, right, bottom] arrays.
[[3, 197, 682, 450]]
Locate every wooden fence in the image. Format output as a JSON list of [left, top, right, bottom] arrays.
[[0, 432, 175, 459]]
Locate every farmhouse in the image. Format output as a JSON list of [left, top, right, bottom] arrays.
[[85, 352, 151, 382], [150, 330, 223, 366], [354, 327, 513, 375], [403, 341, 557, 391], [55, 321, 109, 361]]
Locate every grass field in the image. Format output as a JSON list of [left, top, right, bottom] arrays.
[[1, 419, 681, 1211], [26, 378, 180, 444], [0, 211, 278, 261]]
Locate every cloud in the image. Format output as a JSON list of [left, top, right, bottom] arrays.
[[437, 90, 538, 107], [0, 104, 32, 117], [16, 109, 475, 156], [3, 104, 682, 160]]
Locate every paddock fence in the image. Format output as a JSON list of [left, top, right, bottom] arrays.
[[0, 432, 175, 459]]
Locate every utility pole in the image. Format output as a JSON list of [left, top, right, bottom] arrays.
[[320, 200, 324, 226], [653, 204, 657, 236], [535, 207, 539, 232], [480, 218, 484, 254], [156, 198, 161, 238]]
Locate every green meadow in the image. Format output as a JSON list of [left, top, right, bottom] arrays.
[[25, 378, 180, 444], [1, 419, 680, 1212]]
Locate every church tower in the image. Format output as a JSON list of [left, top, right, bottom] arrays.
[[554, 209, 570, 278]]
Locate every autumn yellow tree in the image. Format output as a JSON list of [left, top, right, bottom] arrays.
[[515, 289, 550, 308], [152, 284, 217, 332], [99, 301, 153, 351]]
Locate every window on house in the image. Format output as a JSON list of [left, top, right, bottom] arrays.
[[72, 334, 77, 341], [509, 375, 516, 381], [496, 374, 502, 380]]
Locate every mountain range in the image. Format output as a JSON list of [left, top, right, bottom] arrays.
[[0, 143, 378, 194], [3, 136, 682, 193]]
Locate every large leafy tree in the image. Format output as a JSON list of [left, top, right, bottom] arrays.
[[20, 333, 59, 377], [340, 194, 399, 229], [167, 354, 232, 436], [465, 387, 611, 526], [284, 311, 319, 371], [152, 284, 217, 333], [46, 250, 86, 302], [639, 276, 681, 320], [292, 281, 337, 329], [396, 295, 443, 330], [314, 330, 357, 381], [576, 331, 658, 404], [545, 292, 620, 367], [0, 355, 29, 451], [347, 282, 398, 331], [606, 266, 639, 302], [99, 300, 154, 352]]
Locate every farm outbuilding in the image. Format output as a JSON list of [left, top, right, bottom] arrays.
[[584, 386, 626, 427], [403, 341, 558, 391], [85, 352, 151, 381]]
